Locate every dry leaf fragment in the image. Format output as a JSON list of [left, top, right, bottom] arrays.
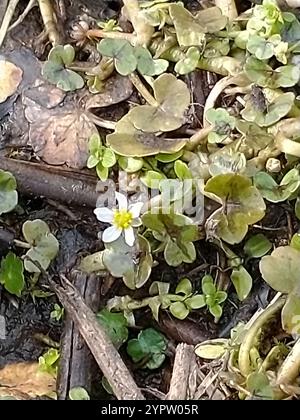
[[28, 106, 98, 168], [0, 60, 23, 103], [0, 362, 56, 398]]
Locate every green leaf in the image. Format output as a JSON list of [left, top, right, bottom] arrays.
[[247, 35, 274, 60], [169, 4, 226, 47], [231, 266, 253, 301], [97, 309, 128, 349], [290, 233, 300, 252], [241, 90, 295, 128], [156, 151, 183, 163], [134, 46, 168, 76], [215, 291, 227, 304], [127, 328, 167, 369], [247, 372, 273, 399], [107, 113, 187, 157], [244, 234, 272, 258], [281, 294, 300, 334], [69, 387, 90, 401], [102, 235, 152, 289], [0, 252, 25, 296], [295, 197, 300, 220], [174, 47, 200, 75], [102, 148, 116, 168], [205, 173, 266, 244], [140, 170, 166, 189], [97, 39, 136, 76], [169, 301, 189, 320], [42, 45, 84, 92], [0, 170, 18, 215], [206, 108, 235, 144], [185, 294, 206, 309], [195, 339, 228, 359], [142, 211, 198, 267], [175, 278, 192, 296], [259, 246, 300, 294], [174, 160, 192, 180], [128, 73, 190, 133], [254, 169, 300, 203], [201, 275, 216, 296], [245, 57, 300, 88], [209, 304, 222, 319], [38, 348, 59, 376], [96, 163, 109, 181], [22, 220, 59, 274], [118, 156, 144, 173]]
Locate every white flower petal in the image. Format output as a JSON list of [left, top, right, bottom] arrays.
[[124, 227, 135, 246], [102, 226, 122, 243], [129, 202, 144, 218], [131, 217, 142, 227], [94, 207, 114, 223], [115, 192, 128, 211]]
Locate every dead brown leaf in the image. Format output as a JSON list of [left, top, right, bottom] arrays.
[[0, 60, 23, 103], [0, 362, 56, 398], [28, 104, 98, 168]]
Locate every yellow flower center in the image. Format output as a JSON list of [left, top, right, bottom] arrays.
[[113, 209, 133, 229]]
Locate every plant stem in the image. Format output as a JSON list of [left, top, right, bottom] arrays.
[[14, 239, 31, 249], [185, 127, 211, 151], [129, 73, 158, 107], [123, 0, 154, 46], [238, 296, 286, 377], [277, 338, 300, 387], [8, 0, 36, 31], [85, 112, 116, 130], [38, 0, 61, 45], [0, 0, 19, 48], [86, 28, 135, 42]]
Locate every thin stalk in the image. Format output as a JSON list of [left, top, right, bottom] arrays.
[[8, 0, 36, 31], [14, 239, 30, 249], [38, 0, 60, 45], [277, 338, 300, 386], [85, 112, 116, 130], [86, 28, 135, 42], [186, 127, 212, 151], [129, 73, 158, 107], [0, 0, 19, 48], [123, 0, 154, 46], [238, 296, 286, 377]]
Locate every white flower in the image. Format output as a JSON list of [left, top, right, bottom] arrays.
[[94, 192, 143, 246]]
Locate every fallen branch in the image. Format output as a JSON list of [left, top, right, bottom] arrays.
[[57, 272, 102, 400], [167, 343, 197, 400], [51, 275, 145, 400], [0, 157, 98, 208]]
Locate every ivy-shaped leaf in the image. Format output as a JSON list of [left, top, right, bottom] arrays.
[[241, 88, 295, 127], [205, 173, 266, 244], [102, 235, 152, 290], [42, 45, 84, 92], [128, 73, 191, 133], [142, 211, 199, 267], [254, 169, 300, 203], [0, 170, 18, 215], [169, 4, 226, 47], [22, 220, 59, 273], [97, 39, 168, 76], [205, 108, 235, 144], [174, 47, 200, 75]]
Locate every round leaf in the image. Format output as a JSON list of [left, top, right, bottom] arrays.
[[169, 301, 189, 320], [244, 234, 272, 258], [231, 266, 253, 301]]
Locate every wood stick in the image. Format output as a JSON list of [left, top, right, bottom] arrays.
[[57, 272, 102, 400], [52, 275, 145, 400], [0, 157, 98, 208], [167, 343, 197, 400]]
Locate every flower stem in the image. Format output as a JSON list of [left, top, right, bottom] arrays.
[[129, 73, 158, 107], [86, 28, 135, 42], [14, 239, 31, 249]]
